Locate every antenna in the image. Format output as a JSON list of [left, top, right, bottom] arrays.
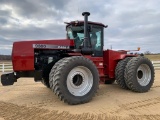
[[111, 45, 112, 50]]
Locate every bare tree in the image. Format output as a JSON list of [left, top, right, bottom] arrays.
[[144, 51, 152, 55]]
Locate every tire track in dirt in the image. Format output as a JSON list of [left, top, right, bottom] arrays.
[[130, 115, 160, 120], [120, 97, 160, 110], [0, 101, 122, 120], [1, 101, 160, 120]]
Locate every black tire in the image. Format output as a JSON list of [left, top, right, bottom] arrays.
[[49, 56, 99, 105], [115, 57, 132, 89], [124, 56, 155, 92], [49, 58, 68, 90], [41, 58, 61, 88], [41, 61, 56, 88], [104, 80, 115, 84]]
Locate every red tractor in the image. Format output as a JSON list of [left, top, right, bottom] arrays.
[[1, 12, 154, 105]]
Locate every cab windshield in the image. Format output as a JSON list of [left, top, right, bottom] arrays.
[[67, 25, 103, 51]]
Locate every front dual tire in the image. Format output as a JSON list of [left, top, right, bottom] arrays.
[[49, 56, 99, 105]]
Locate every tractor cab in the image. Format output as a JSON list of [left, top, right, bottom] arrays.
[[65, 12, 107, 57]]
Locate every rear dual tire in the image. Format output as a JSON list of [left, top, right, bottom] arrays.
[[116, 56, 154, 92], [115, 57, 132, 89], [124, 56, 155, 92]]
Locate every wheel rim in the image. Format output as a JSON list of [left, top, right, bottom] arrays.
[[137, 64, 151, 86], [67, 66, 93, 96]]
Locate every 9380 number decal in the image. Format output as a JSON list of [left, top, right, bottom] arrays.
[[33, 44, 46, 48], [33, 44, 70, 49]]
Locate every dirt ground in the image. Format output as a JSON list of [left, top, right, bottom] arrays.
[[0, 70, 160, 120]]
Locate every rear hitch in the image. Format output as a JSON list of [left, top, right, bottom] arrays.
[[1, 72, 17, 86]]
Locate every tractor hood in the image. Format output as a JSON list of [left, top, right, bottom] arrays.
[[12, 39, 74, 71]]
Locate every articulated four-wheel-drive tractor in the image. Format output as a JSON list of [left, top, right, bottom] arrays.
[[1, 12, 154, 105]]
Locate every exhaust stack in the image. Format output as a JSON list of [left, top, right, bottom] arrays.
[[82, 12, 90, 48], [81, 12, 92, 55]]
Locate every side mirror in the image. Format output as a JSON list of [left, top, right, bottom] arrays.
[[104, 25, 108, 28]]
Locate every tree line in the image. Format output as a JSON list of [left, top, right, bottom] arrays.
[[0, 55, 11, 60]]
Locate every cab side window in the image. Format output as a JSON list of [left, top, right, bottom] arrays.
[[90, 27, 102, 51]]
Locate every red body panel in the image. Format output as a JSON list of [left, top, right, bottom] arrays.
[[12, 39, 74, 71], [85, 56, 104, 77], [103, 49, 136, 79], [84, 50, 135, 83]]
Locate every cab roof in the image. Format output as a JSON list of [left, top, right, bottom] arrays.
[[65, 20, 107, 28]]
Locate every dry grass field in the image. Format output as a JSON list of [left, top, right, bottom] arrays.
[[145, 54, 160, 61]]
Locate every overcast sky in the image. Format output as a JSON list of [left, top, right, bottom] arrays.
[[0, 0, 160, 55]]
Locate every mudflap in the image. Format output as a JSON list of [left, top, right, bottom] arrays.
[[1, 72, 17, 86]]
